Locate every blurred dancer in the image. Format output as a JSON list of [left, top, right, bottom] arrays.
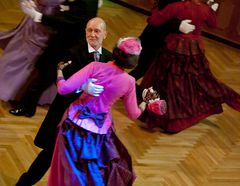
[[0, 0, 64, 105], [141, 0, 240, 133], [9, 0, 99, 117]]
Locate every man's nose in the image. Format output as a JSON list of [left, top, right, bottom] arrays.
[[90, 31, 96, 36]]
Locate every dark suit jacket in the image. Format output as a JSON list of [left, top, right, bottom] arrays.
[[34, 41, 112, 150]]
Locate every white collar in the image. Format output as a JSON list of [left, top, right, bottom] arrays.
[[88, 43, 102, 54]]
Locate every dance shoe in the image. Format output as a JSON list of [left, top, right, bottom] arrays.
[[9, 107, 34, 117]]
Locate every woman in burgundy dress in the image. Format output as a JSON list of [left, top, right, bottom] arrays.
[[140, 0, 240, 133]]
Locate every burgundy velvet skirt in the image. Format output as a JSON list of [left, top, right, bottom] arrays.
[[140, 47, 240, 133]]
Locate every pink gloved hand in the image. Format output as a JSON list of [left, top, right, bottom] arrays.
[[147, 98, 167, 115]]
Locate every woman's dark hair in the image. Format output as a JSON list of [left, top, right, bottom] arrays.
[[112, 47, 139, 69]]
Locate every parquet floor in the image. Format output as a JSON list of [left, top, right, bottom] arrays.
[[0, 1, 240, 186]]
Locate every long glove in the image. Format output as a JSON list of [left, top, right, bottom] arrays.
[[179, 20, 196, 34], [20, 0, 42, 22], [81, 78, 104, 97]]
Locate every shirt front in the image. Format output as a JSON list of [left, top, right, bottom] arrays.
[[88, 43, 102, 54]]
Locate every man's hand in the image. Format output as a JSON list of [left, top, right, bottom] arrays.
[[179, 19, 196, 34], [81, 78, 104, 96], [207, 0, 219, 12], [21, 0, 42, 22], [59, 5, 70, 12], [98, 0, 103, 8], [211, 3, 219, 12]]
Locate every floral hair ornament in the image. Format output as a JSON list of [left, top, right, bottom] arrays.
[[117, 37, 142, 55]]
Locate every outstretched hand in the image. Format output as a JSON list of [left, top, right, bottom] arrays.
[[57, 61, 72, 70]]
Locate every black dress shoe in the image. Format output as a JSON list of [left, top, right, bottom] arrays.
[[9, 108, 34, 117]]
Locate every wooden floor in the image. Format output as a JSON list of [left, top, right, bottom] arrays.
[[1, 1, 240, 186]]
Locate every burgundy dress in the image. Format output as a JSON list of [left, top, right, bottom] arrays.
[[140, 2, 240, 133], [0, 0, 64, 104]]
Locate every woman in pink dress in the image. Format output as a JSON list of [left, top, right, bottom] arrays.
[[0, 0, 64, 105], [47, 37, 162, 186], [140, 0, 240, 133]]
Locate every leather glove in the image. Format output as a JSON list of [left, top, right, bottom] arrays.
[[81, 78, 104, 96], [147, 98, 167, 115], [21, 0, 42, 22], [179, 20, 196, 34]]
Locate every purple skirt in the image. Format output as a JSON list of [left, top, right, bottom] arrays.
[[48, 119, 136, 186]]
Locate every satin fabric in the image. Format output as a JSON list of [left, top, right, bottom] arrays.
[[48, 119, 136, 186], [0, 0, 64, 104]]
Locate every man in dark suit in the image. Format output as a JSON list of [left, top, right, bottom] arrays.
[[15, 17, 112, 186], [10, 0, 100, 117]]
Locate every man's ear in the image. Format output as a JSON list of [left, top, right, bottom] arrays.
[[104, 31, 107, 39]]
